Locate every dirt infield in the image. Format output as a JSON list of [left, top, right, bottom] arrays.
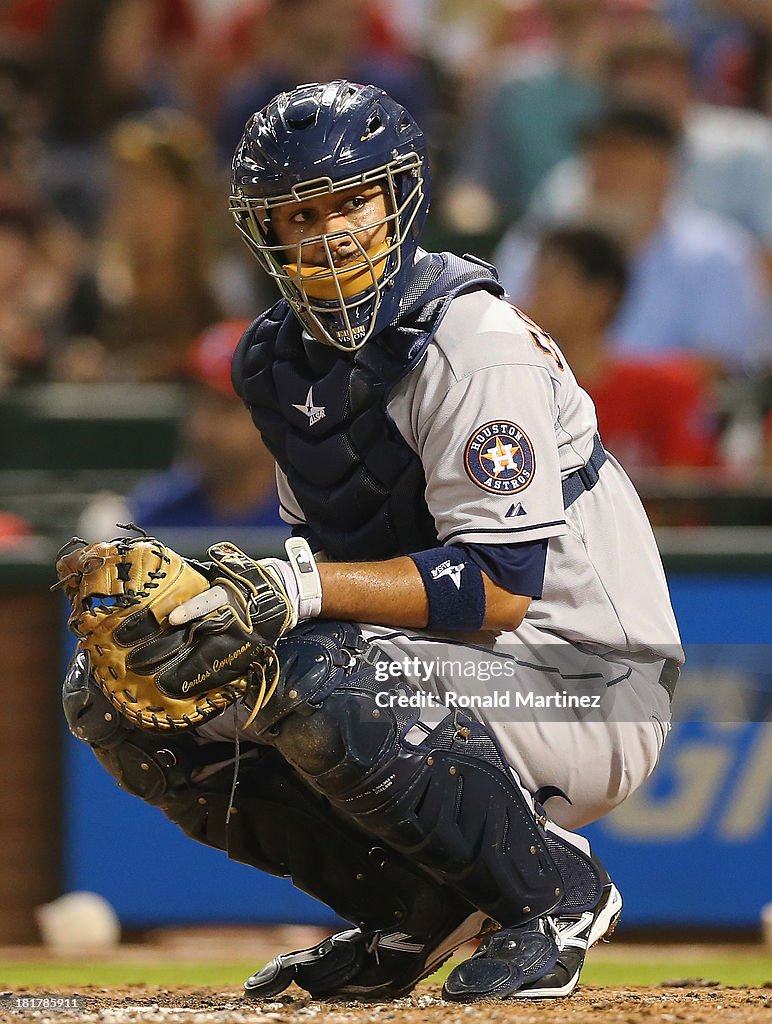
[[2, 984, 771, 1024]]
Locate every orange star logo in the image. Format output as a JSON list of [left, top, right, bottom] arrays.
[[481, 436, 522, 476]]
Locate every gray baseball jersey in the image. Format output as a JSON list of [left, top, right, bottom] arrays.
[[278, 287, 682, 661]]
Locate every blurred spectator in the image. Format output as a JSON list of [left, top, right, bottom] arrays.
[[40, 0, 197, 234], [79, 320, 285, 537], [496, 105, 768, 371], [0, 52, 101, 384], [714, 0, 772, 112], [0, 206, 95, 387], [0, 53, 45, 211], [56, 108, 225, 383], [524, 226, 717, 472], [662, 0, 772, 110], [215, 0, 437, 156], [442, 0, 606, 231], [601, 20, 772, 372], [386, 0, 518, 82], [0, 2, 59, 89], [601, 23, 772, 260], [0, 209, 45, 385]]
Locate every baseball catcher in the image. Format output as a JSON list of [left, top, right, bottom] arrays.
[[62, 81, 682, 1002]]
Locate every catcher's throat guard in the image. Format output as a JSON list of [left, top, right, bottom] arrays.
[[54, 533, 298, 731]]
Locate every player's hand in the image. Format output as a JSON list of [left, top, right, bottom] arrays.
[[169, 537, 322, 629]]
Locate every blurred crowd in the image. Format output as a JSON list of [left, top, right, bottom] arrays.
[[0, 0, 771, 538]]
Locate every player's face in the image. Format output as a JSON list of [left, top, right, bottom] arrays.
[[270, 183, 390, 268]]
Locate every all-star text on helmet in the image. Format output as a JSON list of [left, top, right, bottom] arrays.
[[230, 81, 430, 351]]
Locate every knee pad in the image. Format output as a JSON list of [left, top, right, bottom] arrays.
[[247, 622, 602, 927], [63, 649, 204, 803], [64, 649, 129, 748]]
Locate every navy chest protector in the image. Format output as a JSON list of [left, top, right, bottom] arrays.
[[233, 252, 503, 561]]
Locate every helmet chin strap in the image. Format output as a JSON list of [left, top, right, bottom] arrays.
[[282, 241, 391, 300]]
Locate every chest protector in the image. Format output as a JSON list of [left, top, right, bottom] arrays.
[[233, 252, 503, 561]]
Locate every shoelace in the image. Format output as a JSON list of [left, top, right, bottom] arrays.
[[364, 934, 381, 965]]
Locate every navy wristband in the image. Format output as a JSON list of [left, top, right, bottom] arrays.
[[410, 546, 486, 632]]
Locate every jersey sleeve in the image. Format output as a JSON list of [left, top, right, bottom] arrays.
[[275, 465, 306, 526], [461, 539, 548, 598], [416, 362, 568, 545]]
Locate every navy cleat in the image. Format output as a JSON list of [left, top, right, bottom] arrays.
[[442, 863, 622, 1002], [442, 925, 560, 1002], [512, 873, 623, 999]]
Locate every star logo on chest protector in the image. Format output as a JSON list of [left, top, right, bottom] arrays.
[[292, 386, 326, 426]]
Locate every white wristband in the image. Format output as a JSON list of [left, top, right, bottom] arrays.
[[284, 537, 323, 619]]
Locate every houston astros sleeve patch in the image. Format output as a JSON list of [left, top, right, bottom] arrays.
[[464, 421, 536, 494]]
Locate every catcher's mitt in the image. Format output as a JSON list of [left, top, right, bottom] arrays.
[[55, 532, 295, 731]]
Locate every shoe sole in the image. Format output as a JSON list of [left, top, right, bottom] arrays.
[[588, 883, 623, 947], [507, 883, 623, 1000]]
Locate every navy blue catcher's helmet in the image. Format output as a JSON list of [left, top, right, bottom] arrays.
[[229, 81, 430, 351]]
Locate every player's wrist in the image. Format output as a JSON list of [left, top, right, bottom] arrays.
[[261, 538, 322, 623], [168, 540, 321, 637]]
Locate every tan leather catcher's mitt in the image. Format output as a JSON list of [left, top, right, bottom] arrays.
[[55, 533, 291, 731]]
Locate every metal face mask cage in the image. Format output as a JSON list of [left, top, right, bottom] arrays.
[[230, 152, 425, 352]]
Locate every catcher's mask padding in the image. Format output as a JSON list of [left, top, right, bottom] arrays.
[[244, 622, 602, 927]]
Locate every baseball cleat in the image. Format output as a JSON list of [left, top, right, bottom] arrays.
[[441, 925, 560, 1002], [508, 876, 623, 999], [244, 910, 490, 1000], [442, 863, 622, 1002]]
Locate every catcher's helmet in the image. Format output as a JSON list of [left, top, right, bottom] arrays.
[[230, 81, 430, 351]]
